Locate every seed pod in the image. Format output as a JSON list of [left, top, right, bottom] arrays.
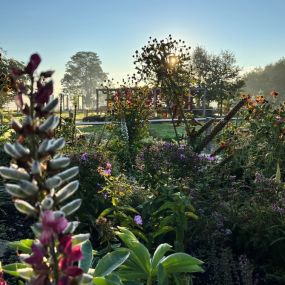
[[19, 180, 39, 195], [39, 115, 59, 132], [60, 198, 82, 216], [57, 166, 79, 183], [55, 180, 79, 203], [38, 139, 50, 154], [47, 137, 65, 152], [72, 233, 90, 245], [41, 196, 54, 210], [5, 183, 27, 198], [45, 175, 62, 189], [63, 221, 79, 234], [49, 157, 70, 170], [0, 167, 30, 180], [14, 142, 30, 156], [4, 142, 21, 158], [31, 160, 41, 175], [42, 97, 58, 113], [53, 210, 65, 219], [14, 199, 37, 216]]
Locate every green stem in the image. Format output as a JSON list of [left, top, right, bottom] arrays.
[[50, 238, 59, 285]]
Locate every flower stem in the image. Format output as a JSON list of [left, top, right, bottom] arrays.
[[50, 238, 59, 285]]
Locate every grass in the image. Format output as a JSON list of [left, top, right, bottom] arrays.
[[77, 122, 185, 141]]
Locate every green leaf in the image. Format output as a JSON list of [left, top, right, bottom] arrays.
[[94, 248, 130, 277], [154, 202, 175, 215], [160, 253, 204, 274], [153, 226, 175, 238], [98, 208, 113, 218], [79, 240, 93, 273], [157, 264, 168, 285], [3, 263, 31, 277], [152, 244, 172, 268], [115, 227, 151, 274], [185, 212, 199, 220], [93, 275, 122, 285], [9, 239, 34, 253]]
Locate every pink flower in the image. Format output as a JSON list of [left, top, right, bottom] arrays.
[[25, 53, 41, 74], [0, 271, 7, 285], [40, 211, 68, 245]]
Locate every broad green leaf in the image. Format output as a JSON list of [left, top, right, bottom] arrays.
[[157, 264, 168, 285], [116, 270, 146, 281], [79, 240, 93, 273], [154, 202, 175, 215], [94, 248, 130, 277], [3, 263, 31, 277], [115, 227, 151, 274], [153, 226, 175, 238], [9, 239, 34, 253], [185, 212, 198, 220], [152, 244, 172, 268], [160, 253, 204, 274]]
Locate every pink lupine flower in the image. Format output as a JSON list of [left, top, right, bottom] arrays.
[[40, 211, 68, 245], [25, 53, 41, 74], [0, 271, 7, 285], [25, 243, 45, 266]]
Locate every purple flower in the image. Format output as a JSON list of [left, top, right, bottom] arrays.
[[106, 162, 112, 169], [134, 215, 143, 225], [80, 152, 88, 162], [179, 153, 186, 160], [102, 193, 108, 199], [163, 142, 172, 149], [25, 53, 41, 74]]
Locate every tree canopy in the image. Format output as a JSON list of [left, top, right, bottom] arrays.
[[191, 47, 244, 105], [244, 58, 285, 101], [61, 51, 107, 108]]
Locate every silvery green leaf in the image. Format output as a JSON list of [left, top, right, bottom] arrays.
[[5, 183, 27, 198], [57, 166, 79, 183], [63, 221, 80, 234], [19, 180, 39, 195], [14, 142, 30, 156], [47, 137, 65, 152], [55, 180, 79, 203], [49, 157, 70, 170], [17, 268, 33, 280], [38, 139, 50, 154], [41, 196, 54, 210], [60, 198, 82, 216], [31, 223, 42, 236], [0, 167, 30, 180], [42, 97, 58, 113], [80, 273, 93, 284], [14, 199, 37, 216], [45, 175, 62, 189], [72, 233, 90, 245], [39, 115, 59, 132], [31, 161, 41, 175], [4, 143, 21, 158], [53, 210, 65, 219]]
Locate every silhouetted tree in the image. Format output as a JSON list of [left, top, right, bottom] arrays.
[[61, 52, 107, 108]]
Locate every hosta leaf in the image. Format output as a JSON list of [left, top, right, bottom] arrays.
[[94, 248, 130, 277]]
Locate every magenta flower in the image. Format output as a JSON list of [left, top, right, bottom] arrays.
[[106, 162, 112, 169], [35, 81, 54, 104], [134, 215, 143, 225], [25, 53, 41, 74], [25, 243, 45, 266], [40, 211, 68, 245]]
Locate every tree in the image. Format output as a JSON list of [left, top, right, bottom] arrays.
[[191, 47, 244, 113], [244, 58, 285, 102], [0, 49, 25, 108], [61, 52, 107, 108]]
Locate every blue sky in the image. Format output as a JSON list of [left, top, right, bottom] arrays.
[[1, 0, 284, 95]]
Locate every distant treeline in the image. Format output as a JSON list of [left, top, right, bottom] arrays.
[[244, 58, 285, 100]]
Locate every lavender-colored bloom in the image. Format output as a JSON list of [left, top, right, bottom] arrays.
[[163, 142, 172, 149], [134, 215, 143, 225], [179, 153, 186, 160], [80, 152, 88, 162], [102, 193, 108, 199], [103, 169, 112, 176], [106, 162, 112, 169]]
